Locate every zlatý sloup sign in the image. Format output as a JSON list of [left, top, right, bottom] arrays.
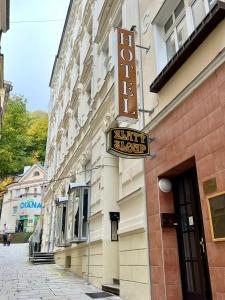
[[106, 128, 150, 158], [114, 28, 138, 123]]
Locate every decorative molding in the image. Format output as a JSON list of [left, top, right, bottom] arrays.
[[117, 187, 143, 205], [142, 11, 150, 34]]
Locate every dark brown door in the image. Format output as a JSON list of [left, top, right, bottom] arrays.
[[173, 168, 212, 300]]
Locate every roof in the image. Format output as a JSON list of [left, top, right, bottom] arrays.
[[49, 0, 73, 87]]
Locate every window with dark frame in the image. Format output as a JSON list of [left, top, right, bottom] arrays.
[[71, 186, 90, 242], [56, 201, 68, 246]]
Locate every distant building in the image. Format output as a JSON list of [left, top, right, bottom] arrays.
[[0, 164, 46, 233], [0, 0, 11, 133]]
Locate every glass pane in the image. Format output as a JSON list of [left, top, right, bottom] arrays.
[[166, 32, 176, 61], [175, 0, 185, 19], [192, 0, 206, 28], [74, 207, 79, 238], [193, 261, 202, 292], [61, 205, 67, 238], [186, 261, 194, 292], [82, 189, 89, 238], [208, 0, 216, 8], [180, 205, 189, 231], [182, 232, 191, 259], [177, 17, 188, 48], [164, 16, 173, 34]]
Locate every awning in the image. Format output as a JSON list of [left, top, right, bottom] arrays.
[[55, 196, 68, 206], [68, 182, 89, 193]]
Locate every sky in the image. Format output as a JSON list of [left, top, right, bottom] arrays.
[[1, 0, 70, 112]]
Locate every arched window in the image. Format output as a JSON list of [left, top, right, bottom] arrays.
[[34, 171, 40, 177]]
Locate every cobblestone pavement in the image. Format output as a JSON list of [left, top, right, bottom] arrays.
[[0, 243, 123, 300]]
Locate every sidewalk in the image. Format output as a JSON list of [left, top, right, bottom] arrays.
[[0, 243, 123, 300]]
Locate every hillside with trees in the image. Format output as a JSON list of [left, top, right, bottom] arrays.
[[0, 96, 48, 207]]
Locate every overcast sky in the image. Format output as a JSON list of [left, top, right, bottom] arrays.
[[2, 0, 70, 112]]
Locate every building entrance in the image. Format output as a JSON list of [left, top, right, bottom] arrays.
[[172, 168, 212, 300], [17, 216, 28, 232]]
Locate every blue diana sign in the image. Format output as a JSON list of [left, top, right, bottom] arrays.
[[20, 200, 42, 209]]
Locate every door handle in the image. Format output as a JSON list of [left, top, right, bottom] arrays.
[[200, 237, 205, 253]]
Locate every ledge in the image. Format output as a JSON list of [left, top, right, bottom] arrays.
[[150, 1, 225, 93]]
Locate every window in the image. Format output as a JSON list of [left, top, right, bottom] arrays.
[[12, 206, 18, 215], [86, 83, 92, 106], [25, 187, 29, 194], [208, 0, 216, 8], [154, 0, 214, 73], [34, 171, 40, 177], [56, 202, 68, 245], [16, 189, 20, 197], [69, 185, 90, 242], [164, 0, 188, 62], [34, 188, 37, 197], [191, 0, 206, 28]]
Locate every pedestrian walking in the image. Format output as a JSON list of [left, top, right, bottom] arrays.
[[2, 224, 8, 246], [7, 234, 12, 246]]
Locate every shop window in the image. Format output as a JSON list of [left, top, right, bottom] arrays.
[[69, 184, 90, 242]]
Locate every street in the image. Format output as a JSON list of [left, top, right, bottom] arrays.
[[0, 243, 123, 300]]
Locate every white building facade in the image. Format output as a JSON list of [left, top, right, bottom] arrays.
[[0, 164, 46, 233], [42, 0, 151, 299], [0, 0, 10, 132]]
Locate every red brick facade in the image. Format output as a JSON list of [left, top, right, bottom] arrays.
[[145, 62, 225, 300]]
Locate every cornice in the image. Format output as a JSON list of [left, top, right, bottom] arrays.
[[144, 47, 225, 133]]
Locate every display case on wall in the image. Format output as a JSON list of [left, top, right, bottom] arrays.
[[208, 191, 225, 242]]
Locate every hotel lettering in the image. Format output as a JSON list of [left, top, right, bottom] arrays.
[[114, 28, 138, 123]]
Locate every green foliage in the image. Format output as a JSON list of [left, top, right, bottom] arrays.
[[27, 112, 48, 163], [0, 96, 48, 179]]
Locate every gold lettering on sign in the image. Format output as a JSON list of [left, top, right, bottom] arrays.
[[113, 129, 146, 143], [114, 140, 147, 154], [115, 28, 138, 123], [106, 128, 150, 158]]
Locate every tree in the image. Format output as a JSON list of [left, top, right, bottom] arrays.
[[0, 96, 48, 179], [27, 112, 48, 163], [0, 96, 30, 178]]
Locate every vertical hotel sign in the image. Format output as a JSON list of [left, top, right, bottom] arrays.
[[114, 28, 138, 123]]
